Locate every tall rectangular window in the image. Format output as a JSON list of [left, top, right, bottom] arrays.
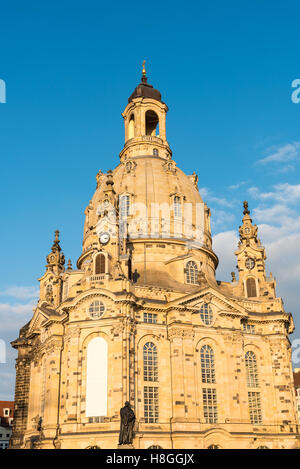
[[248, 391, 262, 424], [143, 343, 158, 382], [202, 388, 218, 424], [120, 195, 130, 219], [144, 386, 159, 423], [174, 196, 182, 218]]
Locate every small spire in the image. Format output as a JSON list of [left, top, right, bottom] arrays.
[[52, 229, 61, 252], [46, 229, 65, 272], [141, 60, 147, 83], [243, 201, 250, 216], [67, 259, 73, 271]]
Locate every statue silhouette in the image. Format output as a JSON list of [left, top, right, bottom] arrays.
[[119, 401, 135, 445]]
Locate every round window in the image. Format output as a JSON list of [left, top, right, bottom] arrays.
[[245, 257, 255, 270], [200, 303, 213, 326], [89, 301, 105, 319]]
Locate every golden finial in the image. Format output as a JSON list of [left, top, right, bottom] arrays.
[[142, 60, 146, 77]]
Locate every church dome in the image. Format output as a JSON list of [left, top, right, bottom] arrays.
[[128, 61, 163, 103], [128, 81, 162, 103], [85, 155, 205, 239], [79, 68, 218, 290]]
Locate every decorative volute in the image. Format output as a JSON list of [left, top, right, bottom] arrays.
[[234, 202, 276, 299], [120, 62, 172, 162]]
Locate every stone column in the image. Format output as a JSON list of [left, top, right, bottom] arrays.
[[10, 355, 31, 448], [182, 330, 197, 420], [168, 328, 185, 421], [43, 337, 64, 443]]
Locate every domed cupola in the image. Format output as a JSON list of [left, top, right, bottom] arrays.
[[128, 61, 162, 103], [120, 61, 172, 162]]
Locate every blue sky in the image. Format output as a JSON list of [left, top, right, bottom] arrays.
[[0, 0, 300, 399]]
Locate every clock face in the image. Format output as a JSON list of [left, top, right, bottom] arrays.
[[99, 232, 110, 245], [244, 227, 251, 234], [245, 257, 255, 270]]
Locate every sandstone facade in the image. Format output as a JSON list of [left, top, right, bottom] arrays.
[[10, 68, 299, 449]]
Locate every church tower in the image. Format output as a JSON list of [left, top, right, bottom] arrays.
[[10, 66, 299, 449]]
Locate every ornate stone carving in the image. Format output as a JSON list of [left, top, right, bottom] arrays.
[[168, 328, 195, 340]]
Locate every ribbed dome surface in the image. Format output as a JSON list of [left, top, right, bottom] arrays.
[[90, 156, 203, 228]]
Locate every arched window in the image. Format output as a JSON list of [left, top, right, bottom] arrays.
[[95, 253, 105, 274], [143, 342, 159, 423], [128, 114, 135, 139], [207, 445, 220, 449], [174, 196, 182, 218], [148, 445, 163, 449], [186, 261, 198, 284], [120, 195, 130, 219], [143, 342, 158, 382], [153, 148, 159, 156], [86, 337, 108, 417], [245, 351, 259, 388], [257, 446, 269, 449], [145, 110, 159, 136], [200, 345, 215, 383], [200, 304, 213, 326], [246, 278, 257, 298]]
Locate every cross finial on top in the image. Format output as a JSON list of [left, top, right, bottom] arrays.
[[51, 229, 61, 253], [141, 60, 147, 83]]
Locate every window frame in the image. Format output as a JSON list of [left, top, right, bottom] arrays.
[[185, 260, 199, 285], [200, 303, 213, 326], [119, 194, 130, 219], [173, 196, 182, 218], [143, 342, 158, 382], [200, 345, 216, 384], [88, 300, 106, 319]]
